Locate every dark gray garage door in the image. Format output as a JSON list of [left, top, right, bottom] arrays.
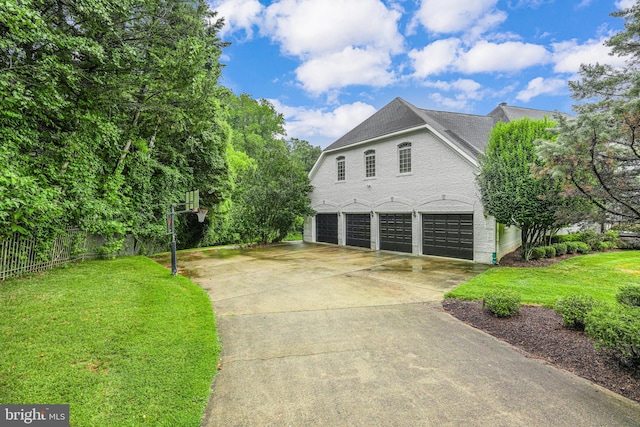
[[379, 214, 412, 253], [346, 214, 370, 248], [422, 214, 473, 260], [316, 214, 338, 244]]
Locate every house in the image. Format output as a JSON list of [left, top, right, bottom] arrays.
[[303, 97, 568, 264]]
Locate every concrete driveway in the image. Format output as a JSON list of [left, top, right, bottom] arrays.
[[169, 242, 640, 426]]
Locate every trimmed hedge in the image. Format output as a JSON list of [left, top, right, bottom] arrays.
[[483, 289, 521, 318], [555, 295, 597, 330]]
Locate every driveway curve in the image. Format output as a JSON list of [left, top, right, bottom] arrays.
[[166, 242, 640, 426]]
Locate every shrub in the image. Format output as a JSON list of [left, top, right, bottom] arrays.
[[617, 284, 640, 307], [565, 241, 579, 254], [603, 229, 620, 243], [543, 245, 556, 258], [553, 242, 567, 256], [586, 305, 640, 368], [483, 289, 521, 318], [594, 241, 617, 251], [574, 242, 591, 254], [555, 233, 581, 243], [578, 229, 601, 248], [530, 246, 546, 260], [555, 295, 596, 330]]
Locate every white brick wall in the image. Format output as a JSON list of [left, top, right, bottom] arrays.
[[305, 127, 511, 264]]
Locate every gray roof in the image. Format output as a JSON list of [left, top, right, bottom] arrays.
[[324, 98, 570, 159]]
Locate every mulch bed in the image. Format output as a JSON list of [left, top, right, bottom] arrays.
[[442, 248, 640, 404]]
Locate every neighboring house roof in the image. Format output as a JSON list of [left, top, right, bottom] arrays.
[[323, 97, 570, 159]]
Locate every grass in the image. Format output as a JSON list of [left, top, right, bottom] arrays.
[[0, 257, 219, 426], [445, 251, 640, 307]]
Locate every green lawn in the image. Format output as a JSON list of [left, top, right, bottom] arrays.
[[445, 251, 640, 307], [0, 257, 219, 426]]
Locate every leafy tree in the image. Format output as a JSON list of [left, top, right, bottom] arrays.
[[0, 0, 232, 253], [478, 118, 569, 260], [221, 93, 314, 244], [538, 3, 640, 223], [288, 138, 322, 173]]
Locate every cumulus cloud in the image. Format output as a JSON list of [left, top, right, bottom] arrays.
[[552, 38, 627, 73], [269, 100, 378, 147], [211, 0, 264, 38], [413, 0, 506, 36], [408, 39, 462, 78], [295, 47, 395, 95], [456, 41, 551, 73], [516, 77, 567, 102], [262, 0, 404, 57]]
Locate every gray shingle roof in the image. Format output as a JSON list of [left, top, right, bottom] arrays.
[[324, 98, 570, 160]]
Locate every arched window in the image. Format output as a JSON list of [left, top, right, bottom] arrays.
[[336, 156, 345, 181], [364, 150, 375, 178], [398, 142, 411, 173]]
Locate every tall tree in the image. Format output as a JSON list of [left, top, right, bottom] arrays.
[[538, 3, 640, 223], [0, 0, 232, 252], [288, 138, 322, 173], [478, 118, 569, 261]]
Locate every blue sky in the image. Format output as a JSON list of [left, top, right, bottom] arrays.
[[210, 0, 634, 148]]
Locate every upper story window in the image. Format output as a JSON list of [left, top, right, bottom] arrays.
[[337, 156, 345, 181], [364, 150, 375, 178], [398, 142, 412, 174]]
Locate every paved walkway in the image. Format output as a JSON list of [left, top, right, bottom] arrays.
[[173, 242, 640, 426]]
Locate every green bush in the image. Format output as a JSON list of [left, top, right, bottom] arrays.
[[603, 229, 620, 243], [574, 241, 591, 254], [543, 245, 556, 258], [565, 241, 578, 254], [555, 295, 596, 330], [553, 242, 567, 256], [530, 246, 546, 260], [483, 289, 521, 318], [578, 229, 601, 248], [585, 305, 640, 368], [617, 284, 640, 307], [554, 233, 581, 243], [594, 241, 617, 251]]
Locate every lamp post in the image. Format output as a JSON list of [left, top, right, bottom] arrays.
[[167, 190, 207, 276]]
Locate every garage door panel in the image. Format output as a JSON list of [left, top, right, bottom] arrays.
[[380, 214, 412, 253], [346, 214, 370, 248], [316, 214, 338, 244], [422, 214, 473, 260]]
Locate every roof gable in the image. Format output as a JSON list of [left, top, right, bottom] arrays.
[[325, 98, 427, 151]]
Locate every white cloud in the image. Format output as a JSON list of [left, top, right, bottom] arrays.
[[295, 47, 395, 95], [413, 0, 506, 36], [408, 39, 462, 78], [516, 77, 567, 102], [552, 38, 628, 73], [269, 100, 377, 147], [211, 0, 264, 38], [616, 0, 635, 9], [456, 41, 551, 73], [262, 0, 404, 57]]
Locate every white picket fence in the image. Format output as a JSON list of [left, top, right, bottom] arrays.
[[0, 229, 97, 281]]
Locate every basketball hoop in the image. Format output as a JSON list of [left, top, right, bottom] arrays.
[[196, 209, 208, 223]]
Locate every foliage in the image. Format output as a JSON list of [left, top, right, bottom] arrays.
[[537, 4, 640, 224], [0, 257, 219, 426], [483, 289, 521, 317], [288, 138, 323, 173], [445, 251, 639, 307], [477, 118, 574, 261], [617, 284, 640, 307], [530, 246, 547, 260], [0, 0, 232, 251], [222, 94, 316, 245], [555, 295, 597, 330], [586, 304, 640, 368], [543, 245, 557, 258], [553, 242, 568, 256]]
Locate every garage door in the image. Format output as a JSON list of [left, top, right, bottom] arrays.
[[316, 214, 338, 244], [379, 214, 412, 253], [422, 214, 473, 260], [346, 214, 370, 248]]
